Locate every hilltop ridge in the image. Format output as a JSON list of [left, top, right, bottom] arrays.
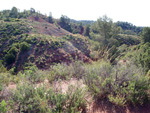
[[0, 8, 92, 72]]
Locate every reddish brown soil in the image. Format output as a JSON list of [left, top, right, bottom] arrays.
[[87, 99, 150, 113], [4, 79, 150, 113], [8, 16, 92, 71], [33, 45, 92, 69], [27, 16, 72, 37], [54, 78, 86, 93]]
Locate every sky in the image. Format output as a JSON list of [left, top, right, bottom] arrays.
[[0, 0, 150, 27]]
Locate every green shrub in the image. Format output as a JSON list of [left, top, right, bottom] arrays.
[[122, 43, 150, 73], [126, 76, 149, 105], [49, 63, 71, 80], [134, 42, 150, 73], [0, 100, 9, 113], [141, 27, 150, 44], [24, 66, 46, 83], [0, 85, 3, 92], [9, 81, 87, 113], [48, 61, 85, 81], [108, 93, 126, 106], [0, 65, 7, 73], [47, 91, 66, 113], [65, 85, 87, 113], [46, 85, 87, 113], [84, 60, 150, 106], [4, 53, 16, 65], [20, 42, 30, 52], [10, 82, 51, 113], [84, 61, 113, 98], [0, 72, 11, 85], [8, 46, 18, 55], [69, 61, 86, 79], [39, 40, 45, 46]]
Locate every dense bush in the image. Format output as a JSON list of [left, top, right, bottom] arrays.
[[4, 46, 19, 65], [49, 63, 71, 80], [1, 7, 150, 111], [63, 35, 91, 56], [58, 15, 72, 32], [84, 60, 150, 106], [20, 42, 30, 52], [0, 100, 8, 113], [23, 66, 46, 83], [9, 82, 86, 113], [65, 85, 87, 112], [116, 34, 140, 46], [141, 27, 150, 44], [4, 53, 15, 65], [134, 43, 150, 73], [0, 72, 12, 101], [10, 82, 50, 112], [84, 61, 113, 98], [48, 61, 85, 81], [0, 22, 29, 43], [123, 43, 150, 73], [0, 73, 11, 85], [116, 21, 143, 35]]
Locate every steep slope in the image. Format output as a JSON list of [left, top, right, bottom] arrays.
[[27, 16, 72, 37], [0, 17, 92, 72]]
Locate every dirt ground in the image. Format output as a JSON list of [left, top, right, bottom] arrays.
[[4, 78, 150, 113]]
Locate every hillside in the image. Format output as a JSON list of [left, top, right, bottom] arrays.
[[116, 21, 143, 35], [0, 14, 92, 72], [1, 7, 150, 113], [26, 16, 71, 37]]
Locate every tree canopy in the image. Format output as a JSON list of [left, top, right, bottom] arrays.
[[141, 27, 150, 44], [91, 15, 121, 46]]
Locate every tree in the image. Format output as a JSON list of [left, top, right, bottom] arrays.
[[83, 25, 90, 37], [30, 8, 35, 14], [79, 22, 84, 34], [141, 27, 150, 44], [90, 16, 121, 63], [60, 15, 70, 24], [97, 15, 113, 40], [9, 7, 18, 18], [93, 15, 121, 46], [59, 15, 72, 32], [116, 21, 143, 35], [48, 12, 53, 23], [0, 12, 3, 20]]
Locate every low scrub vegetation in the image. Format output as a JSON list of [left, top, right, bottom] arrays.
[[1, 60, 150, 112], [84, 60, 150, 106], [1, 7, 150, 112], [8, 81, 86, 112]]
